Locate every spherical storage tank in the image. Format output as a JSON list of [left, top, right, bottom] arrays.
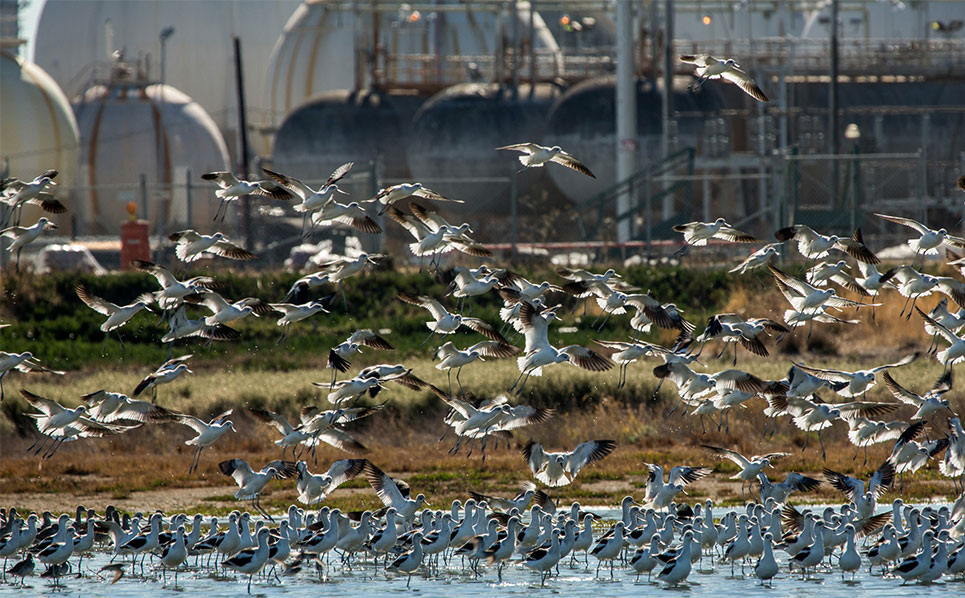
[[265, 0, 562, 137], [271, 89, 411, 185], [33, 0, 300, 156], [406, 82, 563, 210], [543, 76, 723, 206], [0, 46, 79, 228], [73, 66, 230, 235]]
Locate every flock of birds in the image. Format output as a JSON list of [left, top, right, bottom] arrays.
[[3, 54, 965, 591]]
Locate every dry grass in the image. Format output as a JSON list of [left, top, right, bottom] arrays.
[[2, 277, 962, 516]]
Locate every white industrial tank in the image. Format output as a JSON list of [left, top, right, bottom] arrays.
[[0, 45, 80, 229], [264, 0, 562, 143], [32, 0, 300, 156], [73, 63, 230, 235]]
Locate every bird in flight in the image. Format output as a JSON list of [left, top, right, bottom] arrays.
[[497, 143, 596, 178], [680, 54, 768, 102]]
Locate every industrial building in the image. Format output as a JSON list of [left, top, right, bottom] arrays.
[[2, 0, 964, 267]]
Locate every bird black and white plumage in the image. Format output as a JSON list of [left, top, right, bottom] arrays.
[[881, 368, 953, 420], [132, 354, 193, 398], [496, 143, 596, 178], [75, 284, 153, 332], [363, 462, 428, 523], [398, 293, 507, 342], [775, 225, 879, 264], [522, 439, 616, 487], [295, 459, 367, 505], [680, 54, 768, 102], [824, 460, 895, 503], [369, 182, 462, 215], [201, 171, 293, 200], [673, 217, 759, 246], [757, 472, 821, 503], [168, 230, 257, 262], [218, 458, 297, 508], [82, 389, 171, 423]]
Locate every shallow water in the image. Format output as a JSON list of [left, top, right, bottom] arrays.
[[8, 549, 961, 598], [6, 507, 961, 597]]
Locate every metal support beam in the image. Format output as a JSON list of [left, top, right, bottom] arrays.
[[661, 0, 675, 220], [615, 0, 637, 243], [829, 0, 840, 203], [233, 36, 252, 250]]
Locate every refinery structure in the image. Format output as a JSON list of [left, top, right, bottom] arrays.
[[2, 0, 965, 266]]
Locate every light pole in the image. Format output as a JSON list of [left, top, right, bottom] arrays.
[[157, 26, 174, 244]]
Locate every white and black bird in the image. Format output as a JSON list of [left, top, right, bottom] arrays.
[[168, 230, 257, 262], [75, 284, 153, 334], [0, 351, 64, 402], [223, 527, 272, 594], [433, 340, 519, 393], [218, 458, 297, 520], [673, 217, 759, 248], [522, 439, 616, 487], [369, 181, 462, 215], [702, 445, 790, 498], [496, 142, 596, 178], [132, 354, 193, 401], [882, 366, 953, 421], [398, 293, 507, 346], [261, 163, 354, 234], [363, 462, 428, 525], [200, 170, 292, 221], [775, 225, 879, 264], [131, 259, 221, 310], [1, 217, 57, 269], [644, 463, 711, 510], [294, 459, 367, 505], [327, 329, 395, 383], [876, 212, 965, 263], [154, 409, 236, 474], [823, 460, 896, 519], [284, 253, 384, 301], [512, 301, 613, 393], [757, 472, 822, 504], [791, 352, 919, 398], [680, 54, 768, 102], [1, 169, 63, 225]]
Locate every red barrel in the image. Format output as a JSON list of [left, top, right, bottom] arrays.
[[120, 220, 150, 269]]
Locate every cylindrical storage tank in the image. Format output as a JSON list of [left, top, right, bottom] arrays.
[[271, 88, 412, 185], [32, 0, 300, 157], [0, 47, 80, 229], [73, 70, 230, 235], [543, 76, 723, 206], [265, 0, 562, 140], [406, 82, 562, 211]]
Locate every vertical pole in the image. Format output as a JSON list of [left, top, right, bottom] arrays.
[[233, 36, 252, 249], [829, 0, 840, 204], [661, 0, 675, 221], [616, 0, 636, 243], [510, 175, 518, 260], [849, 146, 857, 231], [370, 158, 383, 252], [645, 172, 653, 258], [185, 168, 192, 229], [512, 0, 520, 101], [139, 174, 148, 223], [918, 149, 926, 223], [702, 175, 710, 222], [662, 0, 673, 160], [649, 0, 658, 80], [921, 113, 930, 201], [529, 0, 536, 98]]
